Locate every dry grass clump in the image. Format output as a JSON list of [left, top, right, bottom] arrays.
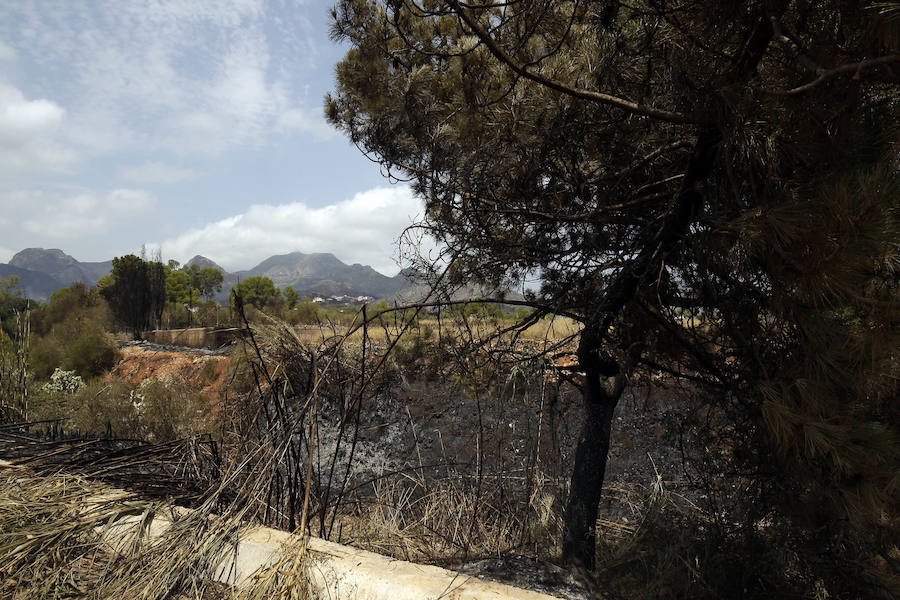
[[0, 464, 321, 599], [0, 465, 151, 598], [332, 472, 564, 566]]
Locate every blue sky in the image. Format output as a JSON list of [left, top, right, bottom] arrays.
[[0, 1, 422, 275]]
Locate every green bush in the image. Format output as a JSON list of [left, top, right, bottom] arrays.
[[31, 283, 114, 337], [27, 368, 86, 423], [29, 337, 65, 380], [162, 302, 191, 329], [69, 381, 140, 437], [0, 328, 12, 356], [43, 368, 86, 395], [286, 299, 320, 324], [41, 377, 211, 441], [63, 331, 120, 379], [135, 379, 211, 442]]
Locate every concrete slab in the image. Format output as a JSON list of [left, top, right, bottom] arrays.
[[82, 492, 564, 599]]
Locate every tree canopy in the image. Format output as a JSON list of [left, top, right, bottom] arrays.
[[283, 286, 300, 310], [101, 254, 166, 337], [0, 276, 28, 341], [232, 276, 279, 310], [185, 265, 224, 303], [327, 0, 899, 581]]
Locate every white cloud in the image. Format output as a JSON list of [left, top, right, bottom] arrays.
[[0, 84, 74, 172], [118, 161, 201, 185], [162, 186, 425, 275], [0, 1, 324, 160], [21, 188, 156, 239], [105, 189, 155, 212]]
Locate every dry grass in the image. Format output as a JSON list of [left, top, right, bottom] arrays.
[[0, 464, 320, 599], [271, 313, 581, 349], [518, 317, 581, 342], [329, 472, 565, 566]]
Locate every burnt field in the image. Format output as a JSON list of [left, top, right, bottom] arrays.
[[3, 314, 867, 600]]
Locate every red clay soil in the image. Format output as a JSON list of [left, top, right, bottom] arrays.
[[106, 346, 231, 403]]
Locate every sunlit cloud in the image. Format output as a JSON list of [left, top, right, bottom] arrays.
[[162, 186, 425, 275], [0, 84, 73, 173]]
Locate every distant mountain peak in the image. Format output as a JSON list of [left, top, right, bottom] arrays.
[[185, 255, 225, 272], [10, 248, 78, 271], [2, 248, 111, 301]]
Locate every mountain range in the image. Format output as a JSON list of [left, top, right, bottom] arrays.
[[0, 248, 413, 302]]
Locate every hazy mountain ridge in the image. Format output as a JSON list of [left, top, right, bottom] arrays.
[[9, 248, 112, 291], [1, 248, 412, 302], [1, 249, 112, 301], [0, 263, 64, 301], [237, 251, 409, 299]]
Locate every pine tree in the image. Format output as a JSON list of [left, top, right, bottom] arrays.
[[327, 0, 899, 578]]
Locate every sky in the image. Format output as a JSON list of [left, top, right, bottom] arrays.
[[0, 0, 424, 276]]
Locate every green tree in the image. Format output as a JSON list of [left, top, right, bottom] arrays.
[[0, 276, 27, 340], [0, 275, 20, 296], [178, 266, 224, 325], [232, 276, 278, 310], [28, 283, 115, 380], [0, 275, 29, 421], [328, 0, 900, 580], [165, 269, 192, 304], [283, 286, 299, 309], [101, 255, 166, 338], [195, 267, 224, 303]]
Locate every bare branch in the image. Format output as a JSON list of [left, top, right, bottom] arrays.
[[770, 54, 900, 95]]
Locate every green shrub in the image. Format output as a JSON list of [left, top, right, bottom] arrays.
[[135, 379, 211, 442], [27, 368, 86, 423], [69, 381, 140, 437], [0, 328, 11, 356], [43, 368, 85, 395], [63, 331, 120, 379], [162, 302, 191, 329], [29, 336, 65, 380], [195, 301, 223, 327], [47, 377, 210, 441], [31, 283, 114, 337]]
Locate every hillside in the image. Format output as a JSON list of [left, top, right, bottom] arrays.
[[0, 248, 112, 301], [0, 263, 64, 301], [237, 251, 409, 299]]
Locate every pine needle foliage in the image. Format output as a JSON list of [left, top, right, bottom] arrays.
[[327, 0, 900, 588]]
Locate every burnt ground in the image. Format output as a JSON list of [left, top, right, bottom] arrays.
[[306, 371, 704, 600], [101, 344, 707, 599], [313, 373, 698, 515]]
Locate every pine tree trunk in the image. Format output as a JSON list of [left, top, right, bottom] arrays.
[[561, 357, 626, 570]]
